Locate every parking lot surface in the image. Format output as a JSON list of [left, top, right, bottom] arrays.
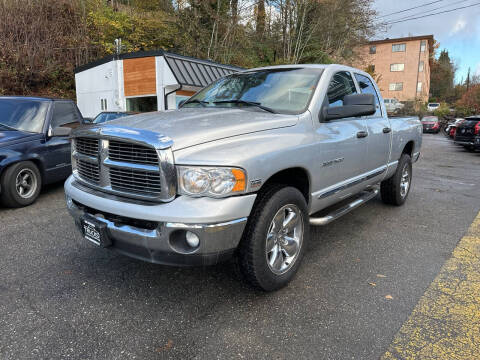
[[1, 134, 480, 359]]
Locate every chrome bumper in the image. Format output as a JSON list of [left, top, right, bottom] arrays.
[[64, 176, 255, 266]]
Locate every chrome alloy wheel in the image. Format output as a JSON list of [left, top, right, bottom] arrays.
[[265, 204, 304, 275], [15, 169, 37, 199], [400, 164, 410, 198]]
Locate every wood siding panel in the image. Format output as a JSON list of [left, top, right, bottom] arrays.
[[176, 90, 196, 97], [123, 57, 156, 97]]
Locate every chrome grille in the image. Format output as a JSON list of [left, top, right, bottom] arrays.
[[76, 159, 100, 184], [109, 141, 158, 165], [110, 167, 162, 195], [72, 127, 176, 202], [76, 138, 99, 157]]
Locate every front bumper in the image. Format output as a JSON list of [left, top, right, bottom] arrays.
[[65, 176, 256, 266]]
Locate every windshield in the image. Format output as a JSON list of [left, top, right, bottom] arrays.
[[0, 99, 49, 133], [422, 117, 438, 122], [182, 68, 323, 115], [429, 103, 440, 107], [93, 112, 130, 124]]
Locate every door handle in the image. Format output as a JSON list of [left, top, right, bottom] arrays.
[[357, 131, 368, 138], [383, 127, 392, 133]]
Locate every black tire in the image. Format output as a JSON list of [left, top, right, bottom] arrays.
[[466, 146, 475, 152], [0, 161, 42, 208], [380, 154, 412, 206], [237, 186, 309, 291]]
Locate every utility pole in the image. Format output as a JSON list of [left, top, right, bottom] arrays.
[[466, 67, 471, 91]]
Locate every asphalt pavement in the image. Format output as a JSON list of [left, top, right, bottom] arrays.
[[1, 134, 480, 360]]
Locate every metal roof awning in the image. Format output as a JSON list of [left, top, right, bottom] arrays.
[[163, 52, 243, 88]]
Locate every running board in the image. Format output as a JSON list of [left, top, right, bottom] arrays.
[[309, 188, 379, 226]]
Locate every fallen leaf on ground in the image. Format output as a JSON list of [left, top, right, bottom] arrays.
[[376, 274, 386, 278], [368, 282, 377, 287], [156, 339, 174, 352], [385, 295, 393, 300]]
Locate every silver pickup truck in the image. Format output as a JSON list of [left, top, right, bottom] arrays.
[[65, 65, 422, 291]]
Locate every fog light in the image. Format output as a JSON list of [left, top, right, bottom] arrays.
[[185, 231, 200, 248], [66, 195, 73, 208]]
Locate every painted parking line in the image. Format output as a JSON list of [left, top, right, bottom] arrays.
[[382, 212, 480, 360]]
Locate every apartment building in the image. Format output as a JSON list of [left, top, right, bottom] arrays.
[[354, 35, 434, 103]]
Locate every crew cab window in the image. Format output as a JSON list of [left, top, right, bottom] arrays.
[[327, 72, 357, 108], [51, 102, 80, 129], [354, 73, 382, 117]]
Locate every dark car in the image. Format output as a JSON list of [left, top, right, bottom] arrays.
[[92, 111, 136, 124], [454, 116, 480, 152], [421, 116, 440, 133], [0, 96, 83, 207]]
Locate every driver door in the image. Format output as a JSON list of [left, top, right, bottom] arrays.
[[44, 101, 81, 181], [312, 71, 368, 202]]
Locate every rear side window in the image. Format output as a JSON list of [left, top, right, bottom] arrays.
[[51, 102, 79, 129], [327, 72, 357, 108], [354, 73, 382, 117]]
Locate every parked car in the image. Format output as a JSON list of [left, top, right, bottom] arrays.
[[427, 103, 440, 112], [454, 116, 480, 151], [92, 111, 137, 124], [64, 65, 422, 291], [421, 116, 440, 133], [0, 96, 82, 207], [445, 118, 464, 138], [384, 98, 404, 113]]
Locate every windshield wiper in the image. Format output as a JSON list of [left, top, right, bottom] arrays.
[[213, 100, 276, 114], [183, 99, 209, 107], [0, 123, 16, 131]]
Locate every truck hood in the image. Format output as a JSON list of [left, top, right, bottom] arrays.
[[0, 130, 40, 147], [109, 108, 298, 150]]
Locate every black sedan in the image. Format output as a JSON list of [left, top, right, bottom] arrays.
[[454, 116, 480, 151]]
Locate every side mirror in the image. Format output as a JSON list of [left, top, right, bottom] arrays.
[[49, 126, 72, 137], [323, 93, 376, 121], [178, 100, 186, 108]]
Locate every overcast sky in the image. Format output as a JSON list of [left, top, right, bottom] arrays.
[[373, 0, 480, 83]]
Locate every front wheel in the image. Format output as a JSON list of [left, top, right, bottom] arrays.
[[237, 186, 309, 291], [380, 154, 412, 206], [0, 161, 42, 207]]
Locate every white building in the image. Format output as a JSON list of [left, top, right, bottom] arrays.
[[75, 50, 242, 118]]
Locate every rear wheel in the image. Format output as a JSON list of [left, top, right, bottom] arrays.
[[237, 186, 309, 291], [380, 154, 412, 206], [0, 161, 42, 207]]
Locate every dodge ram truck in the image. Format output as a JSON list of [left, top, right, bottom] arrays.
[[65, 65, 422, 291]]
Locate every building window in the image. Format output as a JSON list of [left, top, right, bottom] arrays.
[[100, 99, 107, 111], [390, 63, 405, 72], [389, 83, 403, 91], [420, 40, 426, 52], [369, 46, 376, 54], [417, 82, 423, 93], [392, 43, 406, 52], [419, 61, 424, 72], [126, 96, 157, 112]]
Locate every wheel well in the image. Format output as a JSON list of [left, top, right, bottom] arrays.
[[1, 159, 44, 180], [260, 168, 310, 204], [402, 141, 414, 157]]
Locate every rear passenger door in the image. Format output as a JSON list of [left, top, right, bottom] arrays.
[[354, 74, 391, 179]]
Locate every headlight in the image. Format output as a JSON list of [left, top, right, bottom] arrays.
[[177, 166, 246, 197]]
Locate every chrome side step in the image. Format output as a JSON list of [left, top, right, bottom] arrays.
[[309, 188, 379, 226]]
